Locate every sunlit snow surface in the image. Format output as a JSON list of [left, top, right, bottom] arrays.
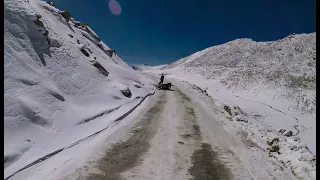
[[146, 33, 316, 179], [4, 0, 154, 178]]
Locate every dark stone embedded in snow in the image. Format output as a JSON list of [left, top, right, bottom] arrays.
[[60, 11, 72, 22], [223, 105, 232, 116], [84, 26, 101, 42], [120, 88, 132, 98], [47, 89, 65, 101], [106, 49, 116, 57], [80, 47, 90, 57], [267, 137, 281, 153], [283, 130, 293, 137], [267, 137, 279, 146], [132, 66, 143, 71], [233, 106, 246, 116], [78, 23, 88, 29], [33, 15, 49, 43], [268, 144, 280, 153], [233, 115, 248, 123], [46, 1, 55, 6], [289, 145, 297, 151], [293, 136, 300, 142], [278, 129, 286, 134], [92, 61, 109, 76]]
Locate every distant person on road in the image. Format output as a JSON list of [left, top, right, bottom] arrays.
[[160, 74, 164, 85]]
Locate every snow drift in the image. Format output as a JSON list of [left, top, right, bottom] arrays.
[[4, 0, 154, 178]]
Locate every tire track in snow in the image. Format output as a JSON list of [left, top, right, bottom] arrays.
[[76, 95, 152, 126], [175, 89, 233, 180], [178, 82, 300, 180], [79, 92, 167, 180], [4, 91, 155, 180], [184, 81, 299, 124], [185, 81, 303, 135]]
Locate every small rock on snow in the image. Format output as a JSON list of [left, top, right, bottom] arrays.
[[278, 129, 286, 134], [283, 130, 293, 137], [293, 136, 300, 142]]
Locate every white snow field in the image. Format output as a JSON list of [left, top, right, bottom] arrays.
[[145, 33, 316, 179], [4, 0, 316, 179], [4, 0, 155, 179]]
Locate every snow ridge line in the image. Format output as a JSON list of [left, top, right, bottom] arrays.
[[112, 90, 156, 127], [216, 89, 299, 123], [76, 106, 122, 125], [4, 90, 155, 180], [75, 96, 148, 126]]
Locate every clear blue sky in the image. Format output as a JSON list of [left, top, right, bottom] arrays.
[[50, 0, 316, 66]]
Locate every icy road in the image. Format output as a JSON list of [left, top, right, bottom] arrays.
[[4, 0, 315, 179], [9, 80, 301, 180]]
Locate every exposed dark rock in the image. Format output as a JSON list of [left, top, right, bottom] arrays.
[[92, 61, 109, 76], [278, 129, 286, 134], [293, 136, 300, 142], [283, 130, 293, 137], [120, 88, 132, 98], [80, 47, 90, 57], [60, 11, 72, 22], [46, 1, 55, 6], [267, 137, 279, 146], [268, 144, 280, 153], [223, 105, 232, 116], [33, 15, 49, 44]]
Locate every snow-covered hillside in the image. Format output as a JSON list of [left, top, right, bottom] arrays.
[[163, 34, 316, 100], [146, 33, 316, 179], [4, 0, 155, 178]]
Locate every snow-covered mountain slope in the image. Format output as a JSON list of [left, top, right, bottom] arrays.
[[132, 64, 169, 72], [146, 33, 316, 179], [161, 33, 316, 122], [164, 34, 316, 98], [4, 0, 155, 178]]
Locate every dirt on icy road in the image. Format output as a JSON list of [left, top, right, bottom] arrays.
[[79, 93, 167, 180], [66, 87, 233, 180], [62, 81, 298, 180]]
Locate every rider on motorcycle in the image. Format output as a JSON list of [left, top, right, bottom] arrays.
[[160, 74, 164, 85]]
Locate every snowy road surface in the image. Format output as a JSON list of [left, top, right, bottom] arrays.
[[4, 0, 315, 179], [52, 81, 298, 180]]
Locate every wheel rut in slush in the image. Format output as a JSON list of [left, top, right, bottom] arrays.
[[82, 92, 167, 180], [175, 89, 232, 180], [78, 88, 232, 180]]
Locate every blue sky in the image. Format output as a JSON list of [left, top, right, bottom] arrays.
[[51, 0, 316, 66]]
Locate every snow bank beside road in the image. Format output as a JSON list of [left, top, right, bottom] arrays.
[[146, 33, 316, 179], [4, 0, 154, 178]]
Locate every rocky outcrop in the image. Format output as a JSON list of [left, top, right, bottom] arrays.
[[120, 88, 132, 98], [92, 61, 109, 76]]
